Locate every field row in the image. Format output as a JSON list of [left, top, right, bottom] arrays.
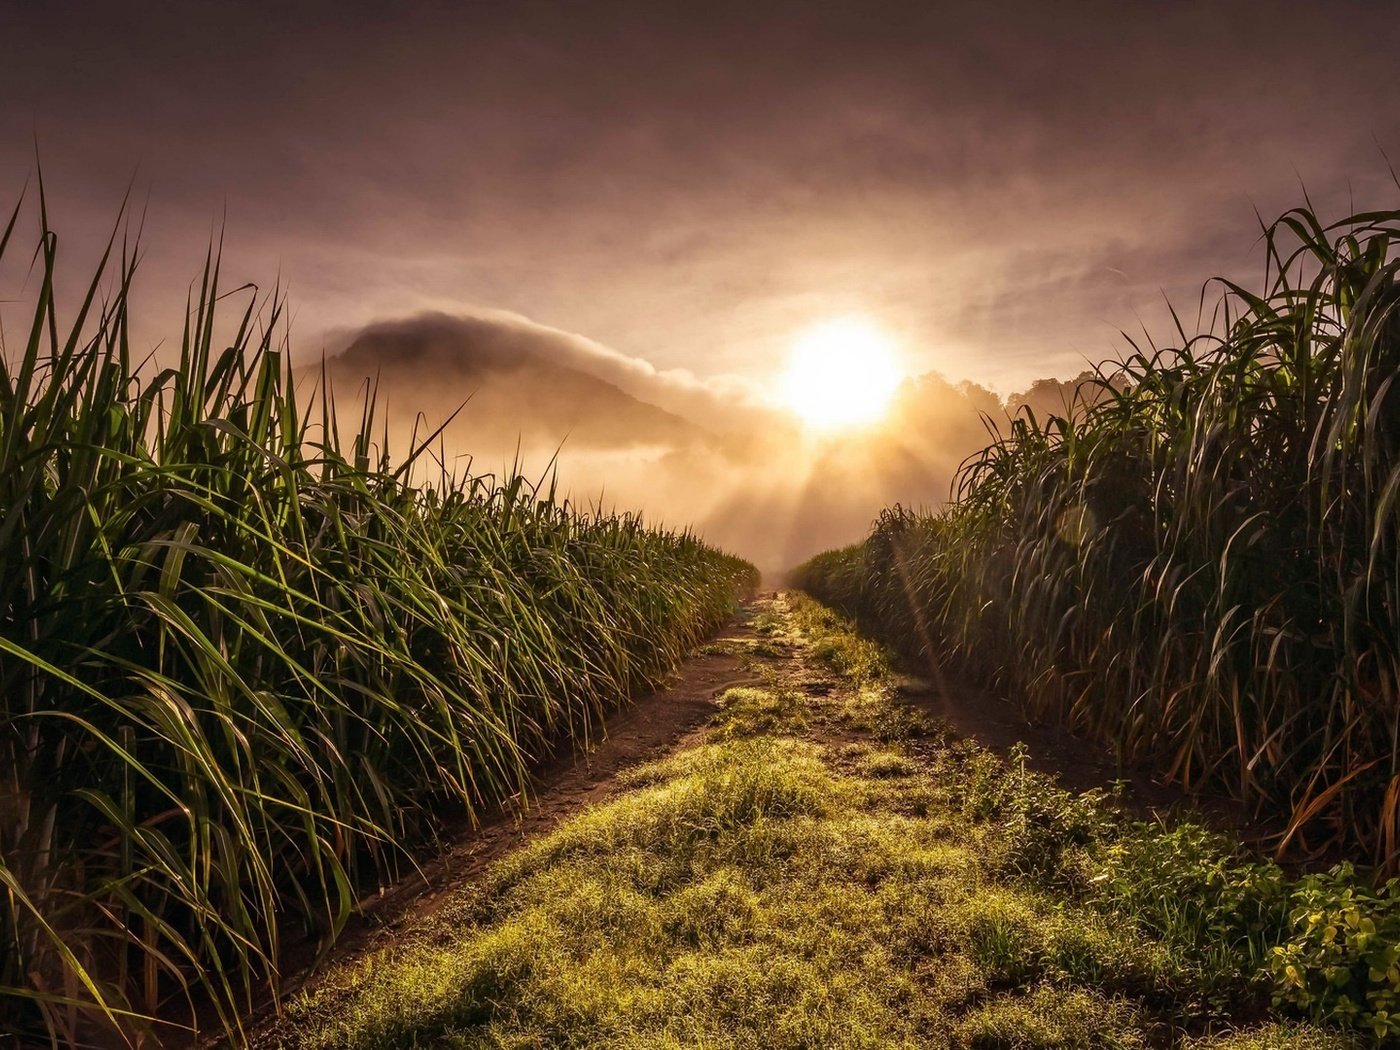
[[280, 593, 1375, 1047], [0, 197, 756, 1044]]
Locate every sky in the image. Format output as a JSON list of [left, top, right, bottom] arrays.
[[4, 0, 1398, 390], [2, 0, 1398, 567]]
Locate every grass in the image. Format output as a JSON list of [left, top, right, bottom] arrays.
[[0, 187, 756, 1044], [792, 199, 1400, 874], [275, 594, 1371, 1048]]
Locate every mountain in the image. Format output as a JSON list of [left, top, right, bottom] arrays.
[[306, 314, 714, 455]]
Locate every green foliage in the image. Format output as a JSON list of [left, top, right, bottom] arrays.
[[897, 672, 1399, 1033], [927, 718, 1400, 1031], [785, 592, 889, 683], [279, 679, 1170, 1049], [792, 200, 1400, 872], [0, 188, 756, 1042], [943, 742, 1116, 886], [784, 592, 932, 742], [1080, 822, 1290, 1013], [861, 749, 916, 779], [283, 737, 933, 1050], [713, 686, 807, 738], [1271, 865, 1400, 1037]]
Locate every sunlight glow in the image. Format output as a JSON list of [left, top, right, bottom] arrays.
[[780, 317, 902, 430]]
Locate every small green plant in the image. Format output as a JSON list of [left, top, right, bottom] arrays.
[[1271, 864, 1400, 1038], [938, 742, 1114, 886], [1187, 1024, 1361, 1049], [954, 984, 1148, 1049], [1094, 824, 1289, 950], [713, 686, 806, 737], [861, 749, 915, 778], [786, 592, 890, 686]]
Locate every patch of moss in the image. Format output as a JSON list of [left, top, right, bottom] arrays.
[[954, 984, 1149, 1049], [712, 685, 807, 737]]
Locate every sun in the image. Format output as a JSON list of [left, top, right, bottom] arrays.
[[780, 316, 902, 430]]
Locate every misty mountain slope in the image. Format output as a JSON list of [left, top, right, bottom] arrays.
[[309, 315, 716, 452]]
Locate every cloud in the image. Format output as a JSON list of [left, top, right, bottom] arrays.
[[6, 0, 1396, 404], [320, 310, 775, 435], [7, 1, 1396, 571]]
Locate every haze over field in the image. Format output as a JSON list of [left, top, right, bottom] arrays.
[[312, 311, 1098, 569]]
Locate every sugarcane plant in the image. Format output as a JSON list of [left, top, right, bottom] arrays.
[[795, 200, 1400, 873], [0, 184, 757, 1044]]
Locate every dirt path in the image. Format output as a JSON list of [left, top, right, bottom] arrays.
[[244, 590, 1261, 1045], [261, 591, 1324, 1050]]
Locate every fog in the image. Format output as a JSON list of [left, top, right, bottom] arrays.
[[313, 312, 1102, 573]]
